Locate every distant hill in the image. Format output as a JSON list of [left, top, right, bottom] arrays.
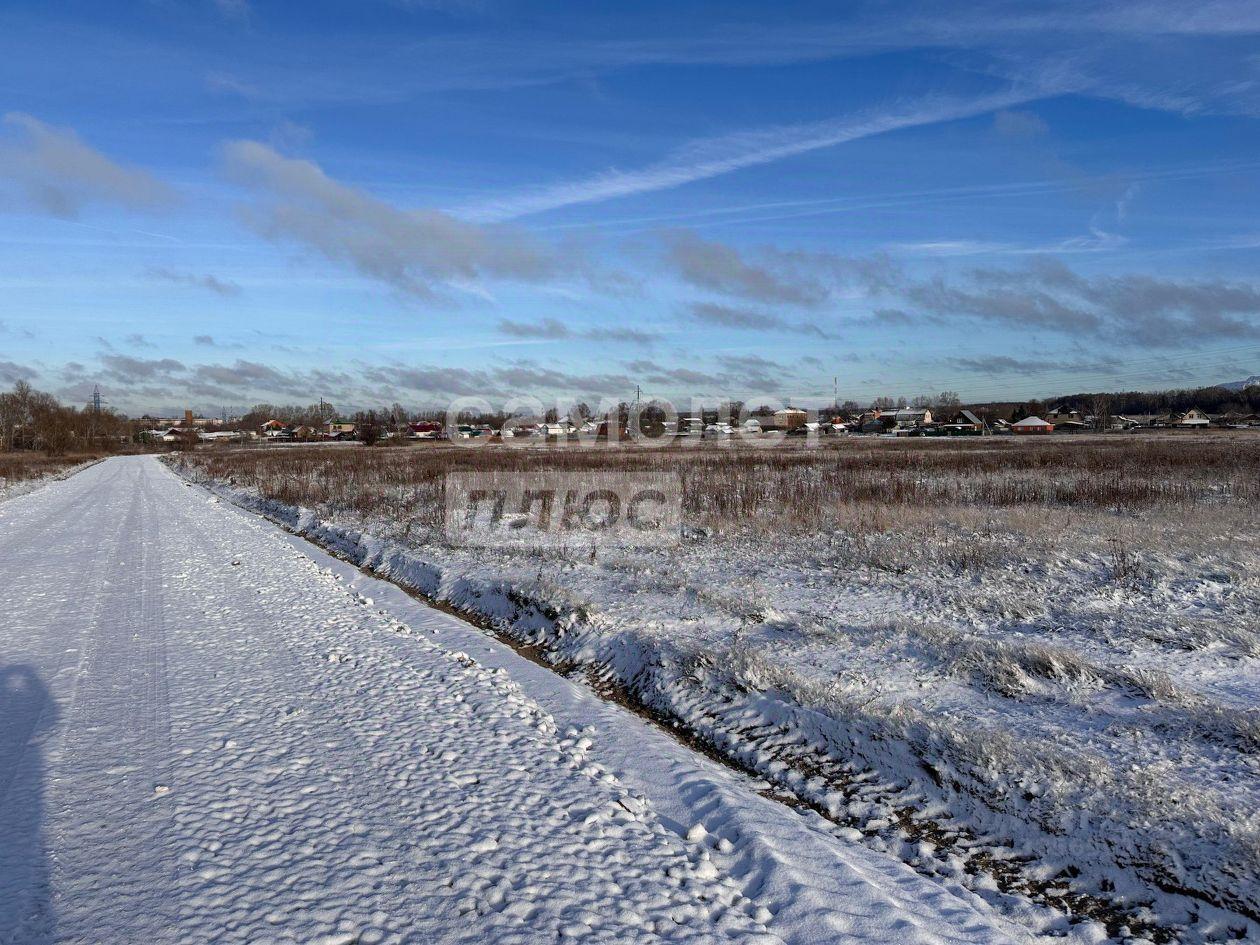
[[1220, 375, 1260, 391]]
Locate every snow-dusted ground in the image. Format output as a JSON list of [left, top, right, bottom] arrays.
[[0, 455, 1053, 944], [172, 448, 1260, 944], [0, 457, 100, 506]]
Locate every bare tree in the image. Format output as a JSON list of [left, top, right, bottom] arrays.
[[1091, 394, 1113, 433], [31, 398, 74, 456]]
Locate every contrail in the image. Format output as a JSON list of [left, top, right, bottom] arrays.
[[459, 87, 1050, 222]]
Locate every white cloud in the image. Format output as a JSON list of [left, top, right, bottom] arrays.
[[0, 114, 176, 219]]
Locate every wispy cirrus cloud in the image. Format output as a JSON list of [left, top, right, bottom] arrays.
[[460, 88, 1051, 222], [690, 302, 828, 338], [497, 317, 571, 339], [497, 317, 658, 345], [0, 320, 36, 341], [625, 353, 791, 393], [946, 354, 1122, 375]]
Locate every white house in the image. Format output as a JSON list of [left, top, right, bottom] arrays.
[[1152, 408, 1211, 428], [1178, 408, 1211, 427]]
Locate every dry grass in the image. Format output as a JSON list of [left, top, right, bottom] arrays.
[[179, 433, 1260, 533], [0, 451, 103, 485]]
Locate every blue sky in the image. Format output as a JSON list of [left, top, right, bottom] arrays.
[[1, 0, 1259, 415]]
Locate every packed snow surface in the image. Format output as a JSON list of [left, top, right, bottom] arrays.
[[0, 456, 1044, 944]]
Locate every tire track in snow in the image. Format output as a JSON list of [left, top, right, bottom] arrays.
[[40, 467, 179, 942], [0, 462, 137, 945], [0, 458, 124, 560], [124, 457, 777, 944]]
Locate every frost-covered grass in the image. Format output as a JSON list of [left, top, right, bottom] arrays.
[[186, 433, 1260, 523], [0, 451, 104, 502], [172, 433, 1260, 941]]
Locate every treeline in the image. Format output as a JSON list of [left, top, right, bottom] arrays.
[[0, 381, 137, 456], [1044, 384, 1260, 416], [235, 402, 339, 430]]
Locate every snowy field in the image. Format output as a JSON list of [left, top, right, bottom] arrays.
[[172, 435, 1260, 944], [1, 455, 1063, 945]]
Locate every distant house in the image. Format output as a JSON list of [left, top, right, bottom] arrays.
[[855, 410, 894, 434], [154, 427, 200, 444], [1179, 408, 1212, 427], [939, 409, 986, 435], [1054, 418, 1089, 433], [1112, 415, 1143, 429], [1011, 416, 1054, 435], [1213, 412, 1260, 428], [1046, 404, 1083, 423], [408, 420, 441, 439], [328, 421, 357, 438], [1152, 408, 1211, 428], [893, 408, 931, 428], [261, 419, 287, 437], [773, 408, 808, 431]]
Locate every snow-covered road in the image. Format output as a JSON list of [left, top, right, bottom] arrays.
[[0, 456, 1035, 944]]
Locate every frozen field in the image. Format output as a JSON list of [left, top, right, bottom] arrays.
[[0, 455, 1059, 945], [173, 435, 1260, 943]]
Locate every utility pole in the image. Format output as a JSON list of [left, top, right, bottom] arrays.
[[86, 385, 105, 447]]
